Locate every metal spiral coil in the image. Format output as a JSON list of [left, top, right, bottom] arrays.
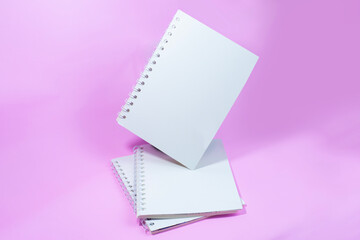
[[117, 15, 181, 120], [134, 145, 146, 212], [111, 161, 136, 211]]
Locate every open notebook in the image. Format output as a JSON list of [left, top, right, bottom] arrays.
[[111, 156, 206, 234], [134, 139, 243, 219], [117, 10, 258, 169]]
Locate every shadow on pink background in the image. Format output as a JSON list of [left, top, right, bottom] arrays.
[[1, 0, 359, 239]]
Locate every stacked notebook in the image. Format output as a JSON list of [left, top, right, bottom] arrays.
[[111, 10, 258, 234]]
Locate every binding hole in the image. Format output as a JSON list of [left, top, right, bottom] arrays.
[[148, 67, 152, 71], [152, 60, 156, 64], [139, 81, 145, 85], [144, 74, 148, 78], [164, 39, 168, 43], [156, 53, 160, 57], [149, 223, 154, 226], [168, 32, 172, 36], [160, 46, 164, 50], [172, 25, 176, 28]]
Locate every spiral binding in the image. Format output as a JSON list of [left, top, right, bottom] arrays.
[[134, 145, 156, 233], [112, 156, 154, 233], [111, 160, 136, 212], [134, 145, 146, 212], [117, 15, 182, 120]]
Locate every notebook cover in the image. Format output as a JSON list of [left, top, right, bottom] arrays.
[[134, 139, 243, 218], [117, 10, 258, 169]]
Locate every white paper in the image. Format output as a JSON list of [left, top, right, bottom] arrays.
[[135, 139, 243, 218], [117, 10, 259, 169]]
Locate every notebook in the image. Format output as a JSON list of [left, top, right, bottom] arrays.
[[111, 156, 206, 234], [117, 10, 259, 169], [134, 139, 243, 218]]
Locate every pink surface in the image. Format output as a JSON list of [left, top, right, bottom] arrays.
[[1, 0, 360, 239]]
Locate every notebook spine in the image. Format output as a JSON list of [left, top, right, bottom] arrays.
[[111, 160, 136, 212], [134, 146, 159, 233], [134, 145, 147, 213], [112, 157, 152, 233], [117, 14, 182, 120]]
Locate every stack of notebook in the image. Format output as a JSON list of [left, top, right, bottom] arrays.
[[111, 10, 258, 234]]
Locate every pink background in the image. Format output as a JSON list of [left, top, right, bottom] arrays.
[[1, 0, 360, 239]]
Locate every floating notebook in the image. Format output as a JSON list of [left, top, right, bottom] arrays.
[[117, 10, 259, 169], [111, 156, 206, 234], [134, 139, 243, 218]]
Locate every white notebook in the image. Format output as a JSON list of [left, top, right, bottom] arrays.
[[134, 139, 243, 218], [111, 156, 206, 234], [117, 10, 258, 169]]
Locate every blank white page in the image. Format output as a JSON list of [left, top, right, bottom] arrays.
[[117, 10, 258, 169], [111, 156, 205, 234], [135, 139, 243, 218]]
